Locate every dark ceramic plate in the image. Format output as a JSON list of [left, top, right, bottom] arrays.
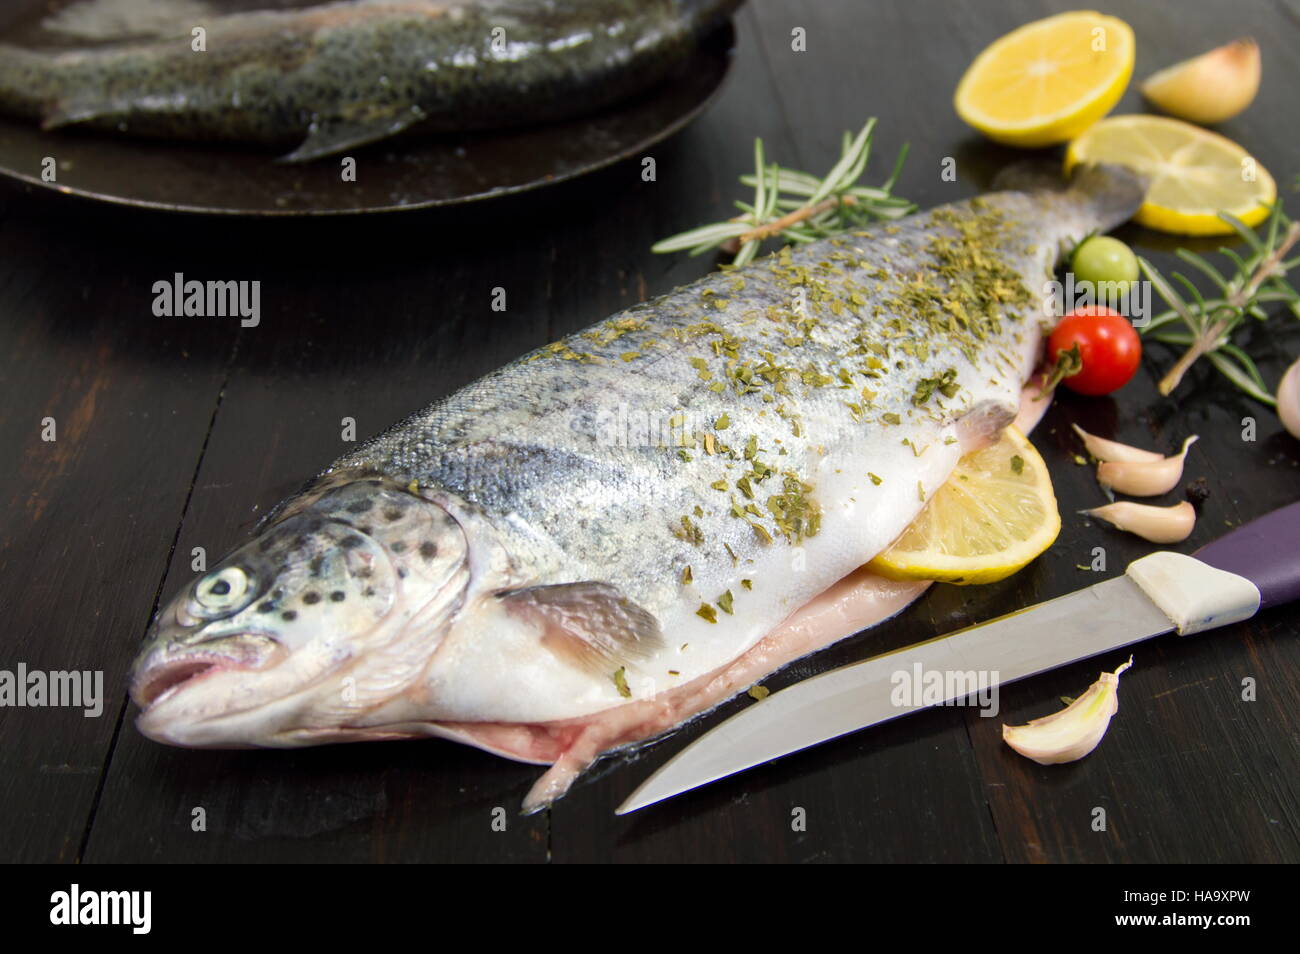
[[0, 1, 735, 216]]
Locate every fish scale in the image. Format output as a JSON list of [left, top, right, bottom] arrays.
[[128, 165, 1145, 801], [0, 0, 742, 161], [315, 165, 1142, 714]]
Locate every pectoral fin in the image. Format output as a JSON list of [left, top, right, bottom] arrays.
[[41, 94, 124, 130], [278, 103, 426, 163], [499, 582, 664, 675]]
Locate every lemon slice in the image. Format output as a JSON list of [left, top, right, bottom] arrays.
[[954, 11, 1135, 147], [1065, 115, 1276, 234], [868, 426, 1060, 585]]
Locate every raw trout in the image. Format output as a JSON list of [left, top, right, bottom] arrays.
[[0, 0, 739, 161], [129, 165, 1145, 809]]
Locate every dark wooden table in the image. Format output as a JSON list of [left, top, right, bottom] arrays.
[[2, 0, 1296, 864]]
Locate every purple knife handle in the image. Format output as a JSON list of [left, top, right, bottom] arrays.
[[1193, 500, 1300, 611]]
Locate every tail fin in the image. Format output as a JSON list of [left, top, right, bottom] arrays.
[[1064, 162, 1149, 234], [990, 158, 1072, 194], [993, 159, 1148, 253]]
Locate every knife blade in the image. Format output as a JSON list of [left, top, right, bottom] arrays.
[[616, 500, 1300, 815]]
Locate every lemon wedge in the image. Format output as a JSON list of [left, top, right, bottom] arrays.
[[1065, 115, 1276, 234], [868, 426, 1060, 585], [954, 11, 1135, 147]]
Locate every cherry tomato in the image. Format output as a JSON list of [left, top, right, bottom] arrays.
[[1047, 305, 1141, 396]]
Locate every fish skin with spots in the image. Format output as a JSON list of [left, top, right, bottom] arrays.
[[129, 165, 1145, 808], [0, 0, 741, 162]]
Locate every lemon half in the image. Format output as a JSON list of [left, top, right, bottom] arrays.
[[868, 426, 1060, 585], [1065, 114, 1276, 235], [955, 11, 1135, 147]]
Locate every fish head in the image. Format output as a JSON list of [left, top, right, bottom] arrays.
[[130, 476, 469, 747]]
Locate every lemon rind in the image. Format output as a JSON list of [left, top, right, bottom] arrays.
[[1065, 115, 1277, 235], [954, 12, 1135, 144], [868, 427, 1061, 584]]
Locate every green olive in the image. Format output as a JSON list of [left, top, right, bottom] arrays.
[[1071, 235, 1139, 294]]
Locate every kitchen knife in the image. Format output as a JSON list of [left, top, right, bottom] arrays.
[[616, 500, 1300, 815]]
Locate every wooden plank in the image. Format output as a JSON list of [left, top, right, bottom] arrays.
[[0, 194, 232, 861], [545, 1, 1004, 863], [965, 381, 1300, 863], [944, 0, 1300, 864], [552, 0, 1300, 861], [80, 202, 592, 861], [0, 0, 1294, 863]]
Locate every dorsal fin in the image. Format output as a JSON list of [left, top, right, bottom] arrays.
[[277, 104, 426, 164]]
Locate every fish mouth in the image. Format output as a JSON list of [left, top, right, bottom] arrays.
[[130, 635, 282, 713], [132, 655, 234, 712]]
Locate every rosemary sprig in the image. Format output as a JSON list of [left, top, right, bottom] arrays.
[[1137, 200, 1300, 404], [652, 119, 915, 267]]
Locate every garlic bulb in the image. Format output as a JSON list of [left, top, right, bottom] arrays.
[[1141, 39, 1261, 125], [1071, 424, 1163, 463], [1279, 357, 1300, 440], [1097, 436, 1198, 496], [1003, 658, 1133, 765], [1084, 501, 1196, 543]]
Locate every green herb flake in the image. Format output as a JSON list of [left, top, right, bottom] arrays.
[[674, 515, 704, 546], [717, 590, 735, 615], [613, 667, 631, 698], [696, 603, 718, 624], [912, 368, 960, 406], [1010, 455, 1024, 475], [748, 685, 770, 701]]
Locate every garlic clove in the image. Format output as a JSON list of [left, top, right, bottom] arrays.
[[1071, 424, 1164, 463], [1083, 500, 1196, 543], [1141, 38, 1261, 126], [1278, 356, 1300, 440], [1096, 435, 1198, 496], [1003, 658, 1133, 765]]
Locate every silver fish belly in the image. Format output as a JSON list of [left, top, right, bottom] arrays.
[[128, 165, 1144, 802]]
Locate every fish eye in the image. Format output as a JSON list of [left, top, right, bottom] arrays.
[[193, 566, 251, 614]]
